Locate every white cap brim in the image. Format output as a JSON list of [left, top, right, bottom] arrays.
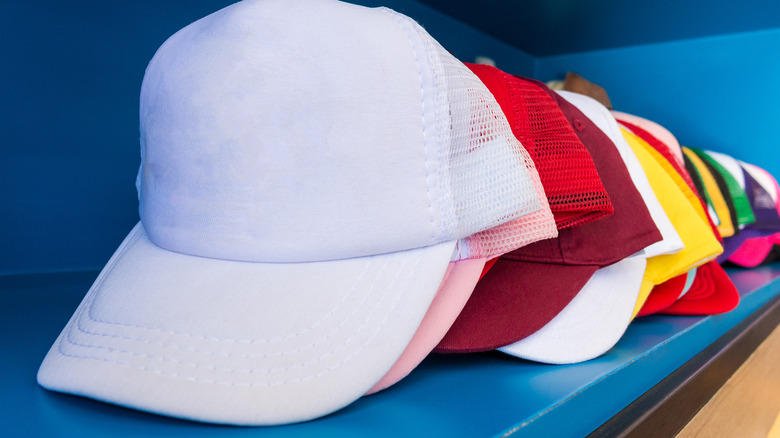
[[366, 257, 485, 394], [497, 255, 647, 364], [37, 222, 454, 425]]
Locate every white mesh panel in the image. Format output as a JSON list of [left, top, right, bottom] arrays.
[[382, 9, 546, 243], [411, 21, 555, 258], [424, 35, 545, 240]]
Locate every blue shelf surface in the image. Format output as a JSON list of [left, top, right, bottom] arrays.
[[2, 263, 779, 437]]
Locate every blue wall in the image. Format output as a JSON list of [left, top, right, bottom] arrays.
[[0, 0, 533, 275], [535, 28, 780, 180]]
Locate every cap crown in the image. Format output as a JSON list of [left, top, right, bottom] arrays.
[[137, 0, 542, 262]]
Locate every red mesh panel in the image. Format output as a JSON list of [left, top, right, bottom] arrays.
[[467, 63, 613, 230]]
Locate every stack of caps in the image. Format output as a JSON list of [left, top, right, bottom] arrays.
[[36, 0, 780, 426]]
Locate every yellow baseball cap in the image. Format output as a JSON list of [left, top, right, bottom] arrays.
[[621, 128, 723, 317]]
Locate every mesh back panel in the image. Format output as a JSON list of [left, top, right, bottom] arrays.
[[425, 33, 544, 240], [509, 76, 613, 229], [387, 10, 554, 258]]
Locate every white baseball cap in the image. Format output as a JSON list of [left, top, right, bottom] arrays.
[[37, 0, 546, 425], [499, 91, 675, 364]]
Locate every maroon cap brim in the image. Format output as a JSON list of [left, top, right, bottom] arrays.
[[434, 259, 598, 353]]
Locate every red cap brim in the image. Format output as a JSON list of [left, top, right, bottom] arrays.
[[636, 273, 687, 317], [660, 261, 740, 315]]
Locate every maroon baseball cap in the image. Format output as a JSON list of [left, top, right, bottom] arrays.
[[435, 86, 663, 353]]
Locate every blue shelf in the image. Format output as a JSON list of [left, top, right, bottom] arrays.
[[2, 263, 780, 437]]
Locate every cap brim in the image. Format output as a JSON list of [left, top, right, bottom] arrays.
[[365, 258, 485, 395], [728, 236, 776, 267], [434, 260, 599, 353], [660, 261, 740, 315], [636, 273, 688, 317], [37, 223, 454, 425], [498, 256, 647, 364]]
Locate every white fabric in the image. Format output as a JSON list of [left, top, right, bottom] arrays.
[[498, 255, 647, 364], [557, 91, 684, 258], [137, 0, 543, 263], [38, 0, 547, 426], [706, 150, 746, 189], [38, 224, 454, 424]]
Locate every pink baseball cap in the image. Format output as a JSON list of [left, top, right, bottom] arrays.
[[728, 162, 780, 267], [611, 111, 686, 170]]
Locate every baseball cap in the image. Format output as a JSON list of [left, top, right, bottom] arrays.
[[465, 64, 613, 230], [435, 87, 663, 354], [720, 165, 780, 262], [561, 72, 613, 109], [660, 260, 740, 315], [693, 149, 755, 228], [37, 0, 548, 425], [635, 273, 689, 317], [611, 111, 686, 169], [682, 147, 735, 237], [728, 163, 780, 267], [496, 91, 675, 364], [620, 129, 723, 317], [559, 92, 682, 258]]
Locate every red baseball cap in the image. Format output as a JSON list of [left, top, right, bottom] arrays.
[[435, 86, 663, 353], [660, 261, 740, 315], [466, 63, 613, 230]]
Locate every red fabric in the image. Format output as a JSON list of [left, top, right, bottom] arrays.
[[435, 85, 663, 353], [467, 63, 613, 230], [636, 273, 688, 317], [660, 261, 740, 315]]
